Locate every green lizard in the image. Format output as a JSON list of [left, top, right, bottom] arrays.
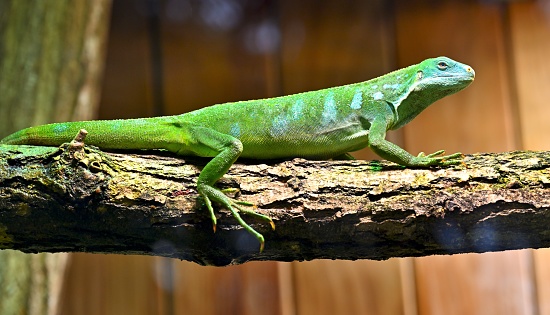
[[1, 56, 475, 251]]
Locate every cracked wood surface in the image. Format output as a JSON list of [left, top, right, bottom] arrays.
[[0, 144, 549, 266]]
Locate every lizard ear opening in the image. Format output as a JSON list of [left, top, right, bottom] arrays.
[[416, 71, 423, 80]]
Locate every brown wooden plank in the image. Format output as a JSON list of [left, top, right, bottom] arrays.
[[508, 2, 550, 314], [394, 1, 533, 314], [508, 1, 550, 151], [278, 1, 408, 314], [414, 252, 536, 315], [534, 250, 550, 315], [279, 0, 395, 93], [60, 254, 159, 315], [98, 0, 153, 119], [293, 260, 404, 315], [399, 258, 419, 315], [172, 261, 282, 315], [277, 262, 296, 315], [160, 1, 276, 114], [395, 1, 516, 154]]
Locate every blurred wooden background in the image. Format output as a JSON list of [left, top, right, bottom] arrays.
[[58, 0, 550, 314]]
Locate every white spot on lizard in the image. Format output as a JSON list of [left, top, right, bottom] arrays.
[[383, 83, 401, 90], [270, 115, 289, 138], [53, 124, 69, 134], [350, 90, 363, 110], [373, 91, 384, 101], [290, 99, 304, 120], [322, 91, 337, 125], [230, 123, 241, 138]]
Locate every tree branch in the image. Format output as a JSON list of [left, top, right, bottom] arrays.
[[1, 143, 549, 266]]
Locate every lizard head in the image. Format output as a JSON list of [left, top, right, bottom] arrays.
[[414, 56, 475, 93], [390, 56, 475, 130]]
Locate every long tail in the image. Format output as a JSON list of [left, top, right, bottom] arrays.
[[1, 122, 88, 145], [0, 118, 167, 150]]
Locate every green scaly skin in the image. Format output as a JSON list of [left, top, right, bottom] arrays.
[[1, 56, 475, 251]]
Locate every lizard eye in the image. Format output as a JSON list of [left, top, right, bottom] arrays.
[[437, 61, 449, 70]]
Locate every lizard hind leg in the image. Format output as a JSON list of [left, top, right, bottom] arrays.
[[188, 125, 274, 251]]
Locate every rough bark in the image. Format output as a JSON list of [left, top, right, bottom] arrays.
[[1, 143, 549, 266]]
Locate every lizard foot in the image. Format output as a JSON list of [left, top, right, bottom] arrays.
[[414, 150, 464, 166], [199, 185, 274, 252], [220, 187, 276, 229]]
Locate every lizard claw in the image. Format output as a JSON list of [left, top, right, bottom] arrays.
[[199, 184, 274, 252], [410, 150, 464, 167]]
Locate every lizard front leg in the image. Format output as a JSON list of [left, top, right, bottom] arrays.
[[367, 119, 463, 167], [185, 126, 274, 252]]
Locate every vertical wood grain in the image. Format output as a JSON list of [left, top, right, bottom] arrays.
[[399, 258, 418, 315], [160, 0, 277, 114], [171, 261, 282, 315], [98, 0, 154, 119], [60, 254, 160, 315], [508, 1, 550, 151], [396, 0, 516, 155], [279, 0, 395, 93], [395, 1, 534, 314], [293, 259, 405, 315], [277, 262, 296, 315], [508, 2, 550, 314], [414, 252, 535, 315]]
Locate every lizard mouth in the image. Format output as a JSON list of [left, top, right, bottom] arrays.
[[465, 66, 475, 77], [439, 73, 475, 81], [439, 66, 475, 80]]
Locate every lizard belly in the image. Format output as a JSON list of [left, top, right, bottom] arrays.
[[239, 123, 369, 160]]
